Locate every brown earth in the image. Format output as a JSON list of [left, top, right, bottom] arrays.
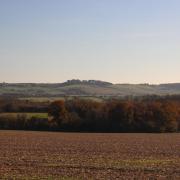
[[0, 131, 179, 179]]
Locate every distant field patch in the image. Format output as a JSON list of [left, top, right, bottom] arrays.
[[19, 96, 103, 102], [19, 97, 65, 102], [0, 113, 48, 119]]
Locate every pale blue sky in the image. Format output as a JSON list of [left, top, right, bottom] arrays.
[[0, 0, 180, 84]]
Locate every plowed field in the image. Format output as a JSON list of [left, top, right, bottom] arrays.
[[0, 131, 179, 179]]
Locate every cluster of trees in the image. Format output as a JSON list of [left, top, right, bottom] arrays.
[[62, 79, 112, 86], [0, 114, 49, 131], [0, 99, 49, 130], [0, 96, 180, 132], [48, 99, 180, 132]]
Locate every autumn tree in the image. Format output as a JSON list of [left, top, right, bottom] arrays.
[[48, 100, 68, 128]]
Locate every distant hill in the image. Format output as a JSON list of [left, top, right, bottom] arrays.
[[1, 80, 180, 97]]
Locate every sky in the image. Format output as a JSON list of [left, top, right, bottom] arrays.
[[0, 0, 180, 84]]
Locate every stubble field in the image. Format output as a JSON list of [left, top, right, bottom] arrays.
[[0, 131, 179, 179]]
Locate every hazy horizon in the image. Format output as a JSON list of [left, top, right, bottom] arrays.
[[1, 79, 180, 85], [1, 0, 180, 84]]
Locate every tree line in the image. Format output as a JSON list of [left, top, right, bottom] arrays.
[[0, 96, 180, 132]]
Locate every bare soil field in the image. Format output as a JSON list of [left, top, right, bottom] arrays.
[[0, 131, 179, 179]]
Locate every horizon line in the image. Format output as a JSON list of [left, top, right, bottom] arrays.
[[1, 80, 180, 86]]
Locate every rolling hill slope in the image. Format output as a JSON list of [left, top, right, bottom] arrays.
[[1, 80, 180, 97]]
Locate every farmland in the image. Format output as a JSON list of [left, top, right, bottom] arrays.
[[0, 131, 179, 179], [2, 81, 180, 97], [0, 113, 48, 119]]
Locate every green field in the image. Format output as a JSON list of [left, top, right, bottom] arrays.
[[19, 97, 66, 102], [0, 113, 48, 119], [19, 96, 104, 102]]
